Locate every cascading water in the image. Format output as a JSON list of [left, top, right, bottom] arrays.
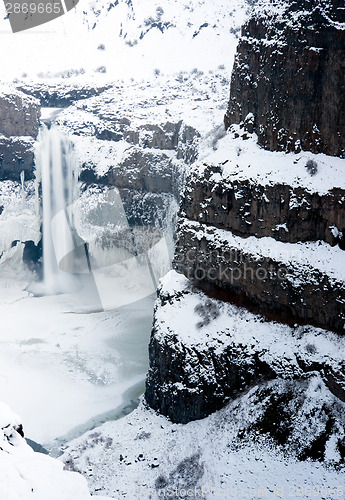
[[35, 123, 171, 310], [36, 124, 79, 295]]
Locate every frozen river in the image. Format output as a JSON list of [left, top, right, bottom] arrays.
[[0, 273, 155, 453]]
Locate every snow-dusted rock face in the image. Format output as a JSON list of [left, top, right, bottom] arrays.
[[174, 220, 345, 333], [173, 131, 345, 334], [0, 89, 40, 181], [0, 136, 36, 182], [180, 163, 345, 247], [224, 0, 345, 157]]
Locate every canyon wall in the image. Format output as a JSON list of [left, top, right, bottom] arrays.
[[224, 0, 345, 157], [145, 0, 345, 428]]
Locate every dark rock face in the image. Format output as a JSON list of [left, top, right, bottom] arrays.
[[224, 0, 345, 157], [147, 323, 276, 424], [0, 90, 40, 181], [0, 90, 40, 138], [0, 137, 36, 181], [181, 164, 345, 247]]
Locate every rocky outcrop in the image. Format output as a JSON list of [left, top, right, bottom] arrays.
[[0, 89, 40, 181], [146, 288, 276, 423], [78, 146, 184, 230], [0, 90, 40, 138], [181, 164, 345, 247], [145, 271, 345, 426], [145, 0, 345, 429], [173, 220, 345, 333], [0, 137, 36, 181], [224, 0, 345, 157], [17, 83, 112, 108]]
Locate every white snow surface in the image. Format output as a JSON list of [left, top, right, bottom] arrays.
[[62, 393, 345, 500], [199, 128, 345, 195], [157, 270, 345, 372], [59, 271, 345, 498], [0, 0, 250, 83], [0, 269, 156, 446], [0, 401, 109, 500]]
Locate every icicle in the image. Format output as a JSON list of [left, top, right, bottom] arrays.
[[20, 170, 26, 210]]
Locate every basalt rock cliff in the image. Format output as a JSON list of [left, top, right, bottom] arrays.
[[145, 0, 345, 431], [224, 0, 345, 157]]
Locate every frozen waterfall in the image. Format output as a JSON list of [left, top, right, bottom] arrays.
[[36, 125, 83, 295], [35, 124, 171, 309]]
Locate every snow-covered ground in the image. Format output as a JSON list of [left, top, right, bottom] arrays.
[[0, 401, 110, 499], [0, 0, 249, 83], [56, 69, 234, 137], [59, 271, 345, 498], [0, 267, 156, 448], [199, 128, 345, 195], [155, 270, 345, 363], [62, 390, 345, 499]]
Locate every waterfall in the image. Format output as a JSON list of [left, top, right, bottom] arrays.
[[35, 124, 171, 309], [36, 125, 80, 295]]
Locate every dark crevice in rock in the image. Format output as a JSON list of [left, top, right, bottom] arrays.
[[16, 84, 112, 108]]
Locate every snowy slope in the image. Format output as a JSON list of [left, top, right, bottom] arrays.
[[199, 127, 345, 195], [0, 0, 251, 82], [62, 392, 345, 499], [0, 402, 109, 500]]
